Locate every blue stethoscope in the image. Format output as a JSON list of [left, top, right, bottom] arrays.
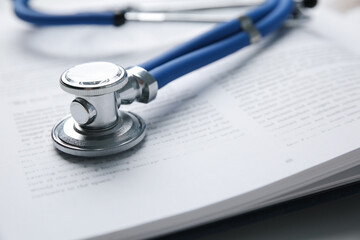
[[14, 0, 316, 157]]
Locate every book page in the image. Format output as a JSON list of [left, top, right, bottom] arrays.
[[1, 2, 360, 240]]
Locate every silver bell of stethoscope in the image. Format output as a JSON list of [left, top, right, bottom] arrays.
[[50, 0, 317, 157], [52, 62, 158, 157]]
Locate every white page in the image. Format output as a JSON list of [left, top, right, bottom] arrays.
[[1, 2, 360, 240]]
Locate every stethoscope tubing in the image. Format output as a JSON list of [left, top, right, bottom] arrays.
[[13, 0, 274, 26], [14, 0, 295, 89], [14, 0, 115, 25], [139, 0, 278, 71], [145, 0, 294, 88]]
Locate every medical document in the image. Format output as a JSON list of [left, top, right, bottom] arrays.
[[1, 2, 360, 240]]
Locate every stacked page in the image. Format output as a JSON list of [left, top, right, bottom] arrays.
[[0, 2, 360, 240]]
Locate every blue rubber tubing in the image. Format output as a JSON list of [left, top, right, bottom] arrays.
[[13, 0, 114, 25], [13, 0, 276, 28], [149, 0, 294, 88], [139, 0, 278, 71]]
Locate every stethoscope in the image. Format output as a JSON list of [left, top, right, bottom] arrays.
[[14, 0, 317, 157]]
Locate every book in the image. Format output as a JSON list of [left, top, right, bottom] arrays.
[[0, 1, 360, 239]]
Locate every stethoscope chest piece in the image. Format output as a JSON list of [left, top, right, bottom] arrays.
[[52, 111, 146, 157], [22, 0, 314, 158], [51, 62, 157, 157]]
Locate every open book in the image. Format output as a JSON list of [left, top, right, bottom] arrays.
[[1, 2, 360, 240]]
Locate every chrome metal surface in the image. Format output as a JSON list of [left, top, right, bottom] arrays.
[[126, 66, 158, 103], [80, 94, 119, 129], [126, 0, 312, 24], [238, 16, 261, 44], [52, 111, 146, 157], [124, 0, 259, 23], [116, 66, 158, 104], [70, 98, 97, 125], [125, 12, 231, 23], [53, 62, 158, 157], [60, 62, 127, 96], [130, 0, 308, 13], [130, 0, 263, 12]]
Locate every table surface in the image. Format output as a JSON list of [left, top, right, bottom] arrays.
[[200, 193, 360, 240], [158, 182, 360, 240]]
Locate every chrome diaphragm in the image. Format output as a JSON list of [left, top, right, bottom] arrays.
[[52, 62, 157, 157]]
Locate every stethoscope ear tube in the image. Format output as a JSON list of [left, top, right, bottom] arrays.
[[145, 0, 295, 88], [14, 0, 270, 26], [13, 0, 115, 25], [139, 0, 279, 71]]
